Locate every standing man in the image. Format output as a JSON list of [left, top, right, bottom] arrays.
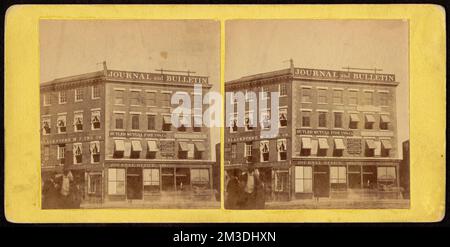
[[240, 166, 258, 209]]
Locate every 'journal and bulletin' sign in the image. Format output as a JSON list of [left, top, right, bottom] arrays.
[[107, 70, 209, 85], [293, 68, 396, 83]]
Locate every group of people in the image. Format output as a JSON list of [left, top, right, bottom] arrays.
[[42, 170, 83, 209], [225, 167, 266, 209]]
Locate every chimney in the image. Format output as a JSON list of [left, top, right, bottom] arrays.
[[102, 61, 107, 75]]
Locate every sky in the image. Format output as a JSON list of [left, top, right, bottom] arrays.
[[226, 20, 409, 158], [40, 20, 221, 159]]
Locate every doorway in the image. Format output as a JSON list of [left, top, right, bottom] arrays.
[[348, 165, 362, 189], [126, 168, 143, 200], [313, 165, 330, 198], [161, 168, 175, 191]]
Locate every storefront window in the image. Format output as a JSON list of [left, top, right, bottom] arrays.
[[377, 167, 396, 189], [143, 168, 160, 193], [191, 169, 209, 189], [330, 166, 347, 190], [274, 170, 289, 192], [88, 173, 102, 195], [108, 168, 125, 195], [295, 166, 312, 193]]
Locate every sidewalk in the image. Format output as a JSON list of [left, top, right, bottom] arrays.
[[265, 198, 410, 209], [81, 199, 221, 209]]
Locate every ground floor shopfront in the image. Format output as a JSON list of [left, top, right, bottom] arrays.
[[225, 158, 403, 202], [104, 161, 215, 203]]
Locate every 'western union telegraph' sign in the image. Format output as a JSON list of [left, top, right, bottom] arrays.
[[107, 70, 209, 85], [293, 68, 395, 83]]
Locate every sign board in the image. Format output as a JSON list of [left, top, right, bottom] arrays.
[[296, 128, 353, 136], [107, 70, 209, 85], [293, 67, 396, 83], [109, 131, 168, 139], [347, 138, 362, 154]]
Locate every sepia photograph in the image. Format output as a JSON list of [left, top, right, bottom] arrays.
[[224, 20, 410, 209], [39, 20, 221, 209]]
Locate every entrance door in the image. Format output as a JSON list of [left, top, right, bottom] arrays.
[[161, 168, 175, 191], [348, 165, 362, 189], [126, 168, 143, 200], [313, 165, 330, 198], [362, 166, 377, 189]]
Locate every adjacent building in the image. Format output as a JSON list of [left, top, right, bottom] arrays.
[[225, 64, 402, 201], [41, 63, 216, 205]]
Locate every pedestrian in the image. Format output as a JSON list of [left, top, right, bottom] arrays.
[[225, 170, 240, 209], [240, 166, 258, 209], [70, 182, 82, 209], [42, 172, 59, 209], [254, 169, 265, 209], [58, 169, 73, 208]]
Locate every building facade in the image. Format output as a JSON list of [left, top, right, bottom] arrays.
[[225, 65, 402, 201], [41, 65, 215, 205]]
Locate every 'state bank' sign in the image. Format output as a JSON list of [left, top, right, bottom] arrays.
[[107, 70, 209, 85], [294, 68, 396, 83]]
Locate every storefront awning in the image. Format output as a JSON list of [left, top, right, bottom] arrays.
[[349, 113, 360, 122], [131, 140, 142, 152], [365, 114, 375, 123], [179, 142, 189, 151], [381, 140, 392, 149], [163, 115, 172, 124], [194, 142, 206, 152], [147, 140, 159, 152], [318, 138, 329, 149], [365, 139, 376, 149], [114, 140, 125, 152], [301, 138, 311, 149], [334, 139, 345, 150], [380, 115, 391, 123]]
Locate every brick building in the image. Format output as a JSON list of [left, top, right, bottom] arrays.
[[225, 64, 402, 201], [41, 63, 216, 205]]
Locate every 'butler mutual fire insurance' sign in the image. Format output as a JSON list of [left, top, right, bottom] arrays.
[[293, 68, 396, 83]]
